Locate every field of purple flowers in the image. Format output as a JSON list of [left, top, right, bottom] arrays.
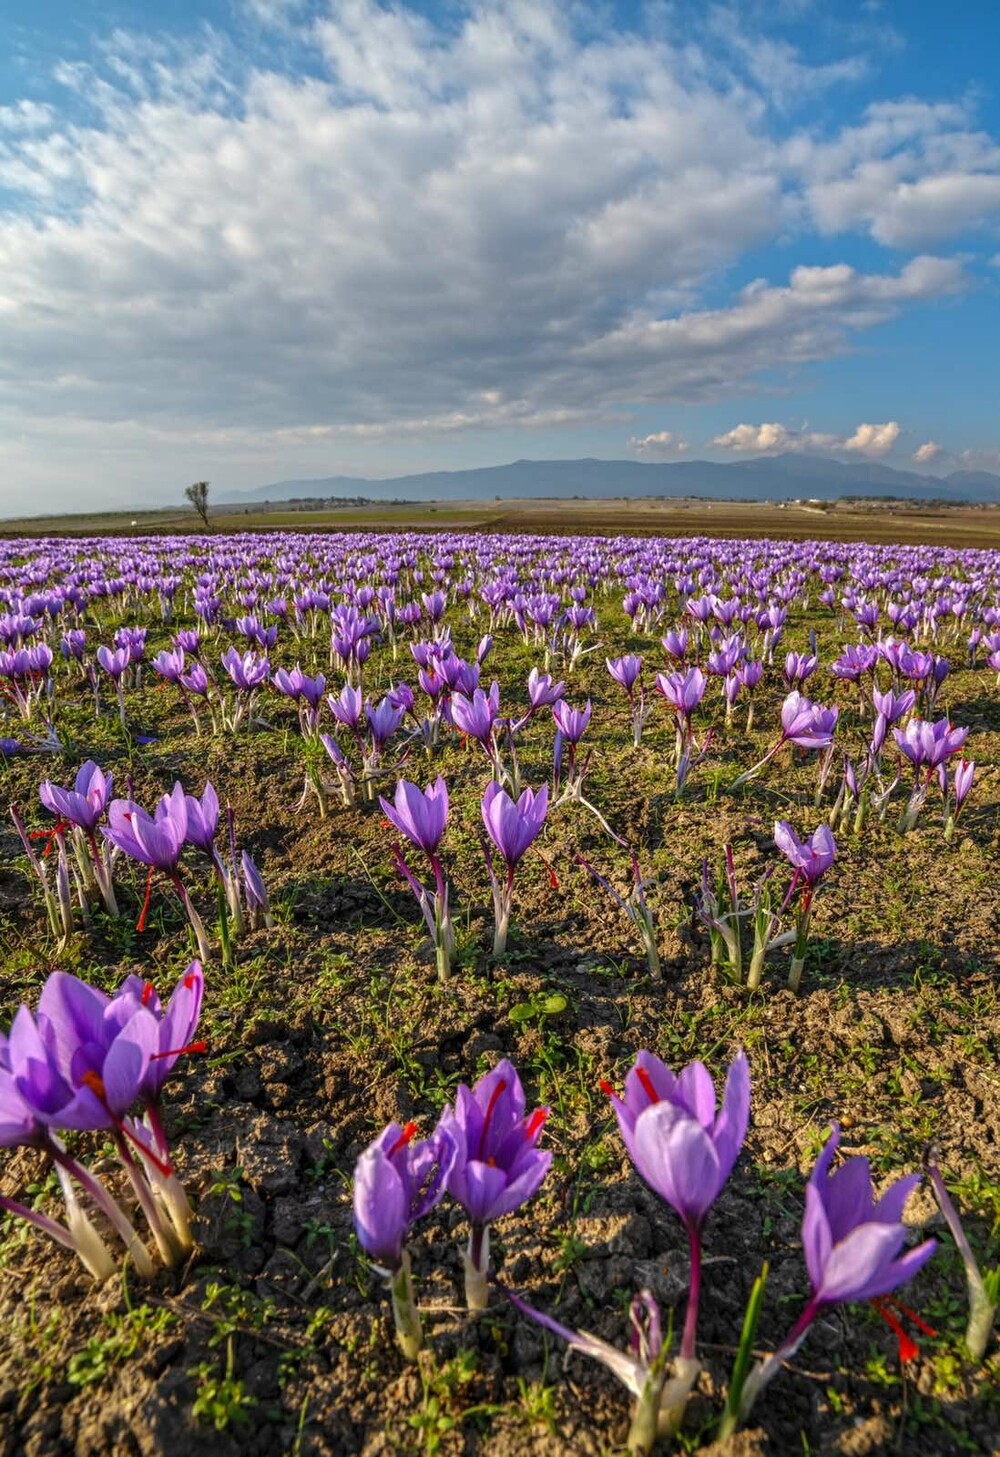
[[0, 527, 997, 1457]]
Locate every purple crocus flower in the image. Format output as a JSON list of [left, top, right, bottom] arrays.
[[451, 684, 500, 745], [654, 667, 706, 718], [96, 645, 130, 680], [220, 646, 270, 691], [773, 822, 835, 990], [552, 699, 592, 744], [736, 1125, 936, 1428], [380, 777, 449, 857], [603, 1049, 749, 1360], [784, 651, 819, 686], [526, 668, 565, 711], [802, 1126, 936, 1307], [241, 850, 272, 928], [61, 629, 87, 662], [39, 761, 113, 833], [780, 691, 839, 748], [180, 663, 209, 697], [441, 1059, 551, 1308], [366, 695, 405, 748], [273, 665, 327, 708], [953, 758, 975, 809], [661, 629, 689, 661], [481, 781, 548, 869], [22, 973, 159, 1132], [114, 962, 205, 1105], [607, 655, 643, 693], [894, 717, 969, 769], [353, 1120, 457, 1272], [873, 685, 915, 725], [104, 784, 188, 872], [381, 776, 453, 979], [152, 648, 186, 683], [387, 681, 415, 715], [103, 786, 212, 958], [353, 1118, 457, 1358], [183, 781, 220, 856], [773, 821, 836, 886], [272, 666, 305, 699], [328, 682, 364, 729], [831, 644, 878, 682], [604, 1050, 749, 1235]]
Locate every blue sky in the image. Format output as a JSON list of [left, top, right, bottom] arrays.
[[2, 0, 1000, 512]]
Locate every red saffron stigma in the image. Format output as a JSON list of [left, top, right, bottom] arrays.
[[884, 1296, 937, 1338], [136, 866, 154, 931], [478, 1077, 508, 1160], [524, 1108, 548, 1141], [81, 1069, 106, 1099], [872, 1299, 919, 1363], [635, 1067, 660, 1105], [150, 1040, 207, 1061], [119, 1119, 173, 1177], [141, 980, 156, 1005], [599, 1079, 615, 1098], [536, 850, 558, 889], [183, 972, 197, 989], [389, 1120, 418, 1157]]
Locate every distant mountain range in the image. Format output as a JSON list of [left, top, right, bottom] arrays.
[[219, 455, 1000, 506]]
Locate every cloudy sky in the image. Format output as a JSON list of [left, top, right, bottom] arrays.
[[2, 0, 1000, 513]]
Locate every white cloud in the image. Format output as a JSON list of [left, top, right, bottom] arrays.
[[796, 98, 1000, 246], [713, 422, 792, 452], [712, 418, 902, 457], [912, 440, 942, 463], [628, 430, 689, 456], [843, 420, 900, 454], [954, 447, 1000, 473], [0, 101, 55, 134], [0, 2, 990, 509], [580, 259, 963, 400]]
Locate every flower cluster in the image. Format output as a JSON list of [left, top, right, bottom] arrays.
[[0, 965, 204, 1279]]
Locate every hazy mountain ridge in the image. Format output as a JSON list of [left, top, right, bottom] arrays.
[[220, 455, 1000, 505]]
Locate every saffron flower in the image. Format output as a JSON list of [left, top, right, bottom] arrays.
[[353, 1119, 457, 1358], [0, 967, 205, 1276], [480, 781, 549, 954], [894, 717, 970, 830], [607, 654, 642, 692], [774, 821, 836, 886], [773, 821, 836, 991], [552, 697, 592, 744], [731, 692, 838, 790], [379, 777, 453, 980], [103, 785, 211, 960], [735, 1125, 935, 1427], [440, 1059, 551, 1309], [381, 776, 449, 857], [39, 761, 112, 832], [894, 717, 968, 770], [654, 668, 707, 791], [944, 759, 975, 842], [183, 780, 220, 856], [607, 655, 648, 746], [241, 850, 273, 929], [603, 1049, 750, 1362]]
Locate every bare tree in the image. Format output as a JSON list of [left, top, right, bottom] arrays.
[[185, 480, 210, 528]]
